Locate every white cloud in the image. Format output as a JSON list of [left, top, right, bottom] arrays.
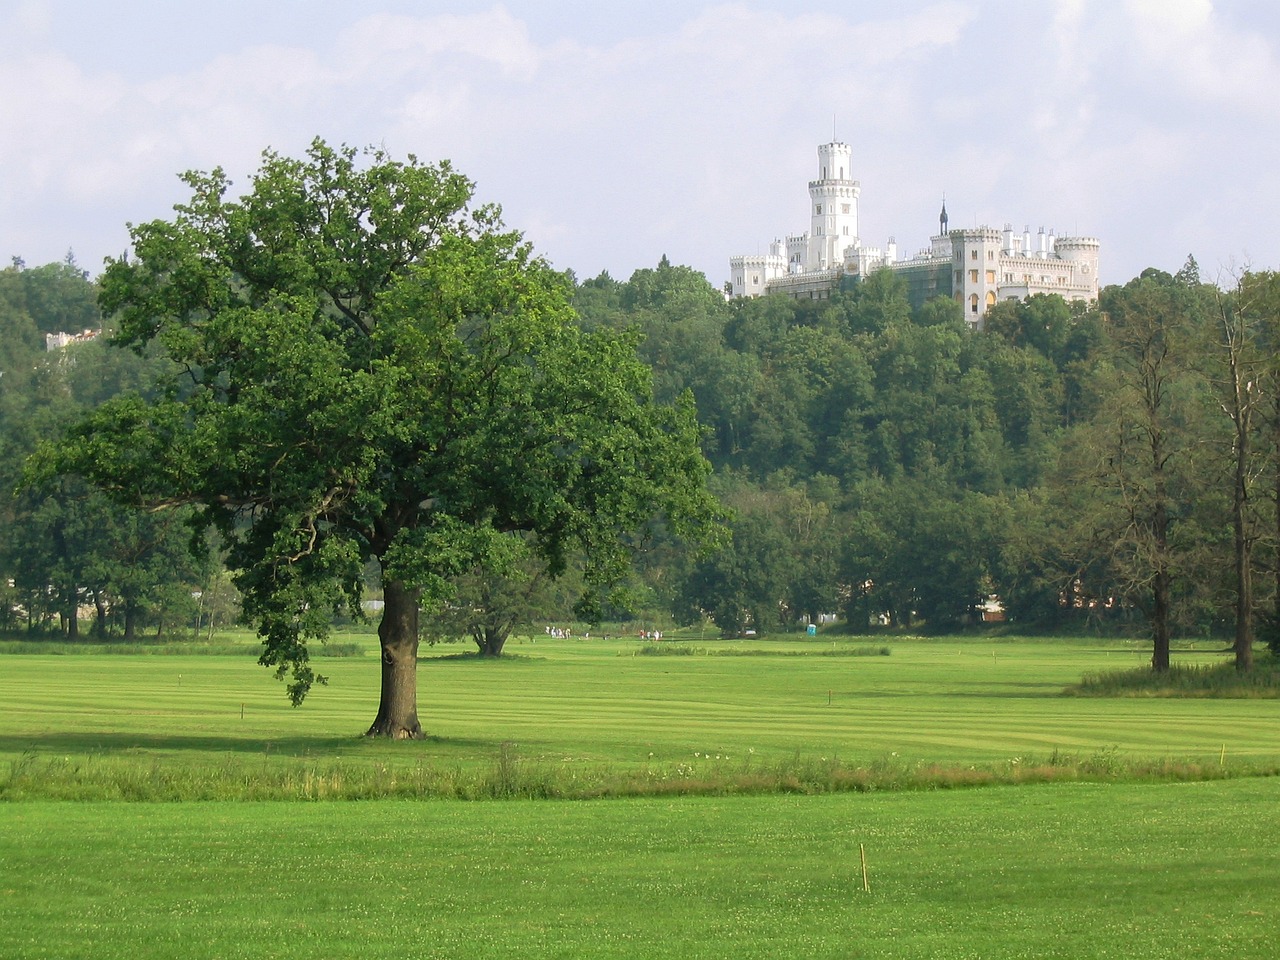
[[11, 0, 52, 36], [1122, 0, 1280, 112], [1, 1, 1278, 283], [349, 9, 545, 79], [0, 53, 128, 192], [1126, 0, 1213, 32]]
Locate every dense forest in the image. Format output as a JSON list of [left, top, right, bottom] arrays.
[[0, 256, 234, 641], [4, 250, 1280, 669]]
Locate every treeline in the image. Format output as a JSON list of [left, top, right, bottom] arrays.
[[573, 256, 1280, 669], [0, 257, 237, 639], [4, 252, 1280, 668]]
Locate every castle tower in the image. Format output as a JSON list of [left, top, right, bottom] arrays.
[[952, 228, 1002, 330], [807, 142, 860, 271], [1054, 236, 1102, 298]]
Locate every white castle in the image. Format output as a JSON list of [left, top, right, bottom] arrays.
[[729, 141, 1100, 327]]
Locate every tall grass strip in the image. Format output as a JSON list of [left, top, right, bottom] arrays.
[[3, 744, 1275, 803], [1067, 660, 1280, 697]]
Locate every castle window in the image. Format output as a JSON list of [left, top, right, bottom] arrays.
[[970, 294, 979, 314], [987, 250, 995, 260], [970, 250, 978, 260], [815, 205, 822, 215], [969, 269, 979, 283], [986, 270, 996, 284]]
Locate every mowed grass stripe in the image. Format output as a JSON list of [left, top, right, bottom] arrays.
[[3, 639, 1278, 771], [412, 648, 1280, 762]]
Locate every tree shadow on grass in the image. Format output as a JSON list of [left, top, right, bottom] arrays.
[[0, 731, 496, 758]]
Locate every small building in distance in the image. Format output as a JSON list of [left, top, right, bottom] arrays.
[[45, 329, 100, 351], [728, 141, 1100, 329]]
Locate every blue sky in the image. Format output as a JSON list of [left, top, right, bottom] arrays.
[[3, 0, 1279, 289]]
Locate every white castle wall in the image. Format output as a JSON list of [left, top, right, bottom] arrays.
[[729, 141, 1101, 318]]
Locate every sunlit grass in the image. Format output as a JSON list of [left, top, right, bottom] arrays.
[[3, 780, 1278, 959], [2, 634, 1277, 800], [3, 634, 1278, 957]]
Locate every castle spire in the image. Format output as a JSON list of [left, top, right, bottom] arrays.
[[939, 197, 949, 235]]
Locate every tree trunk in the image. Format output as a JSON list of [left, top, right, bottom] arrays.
[[1274, 392, 1280, 655], [93, 594, 108, 638], [366, 579, 424, 739], [1151, 568, 1171, 672], [1151, 499, 1171, 673], [1234, 459, 1255, 671], [1224, 317, 1257, 672], [474, 627, 508, 657]]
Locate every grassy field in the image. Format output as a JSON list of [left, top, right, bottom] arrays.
[[2, 633, 1277, 776], [2, 633, 1278, 957], [3, 782, 1277, 958]]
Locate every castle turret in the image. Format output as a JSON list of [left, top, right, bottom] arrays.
[[785, 233, 807, 273], [1054, 236, 1101, 298], [807, 142, 860, 271]]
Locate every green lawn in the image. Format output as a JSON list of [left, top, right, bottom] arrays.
[[1, 634, 1276, 773], [3, 781, 1277, 959], [2, 635, 1277, 958]]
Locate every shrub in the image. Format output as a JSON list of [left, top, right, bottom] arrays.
[[1066, 661, 1280, 698]]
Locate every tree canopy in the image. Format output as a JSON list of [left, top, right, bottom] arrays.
[[40, 140, 720, 737]]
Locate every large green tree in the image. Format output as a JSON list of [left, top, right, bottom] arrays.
[[1056, 271, 1213, 669], [1203, 277, 1271, 670], [41, 140, 718, 738], [1222, 270, 1280, 661]]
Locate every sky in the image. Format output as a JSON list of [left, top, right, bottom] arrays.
[[2, 0, 1279, 290]]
